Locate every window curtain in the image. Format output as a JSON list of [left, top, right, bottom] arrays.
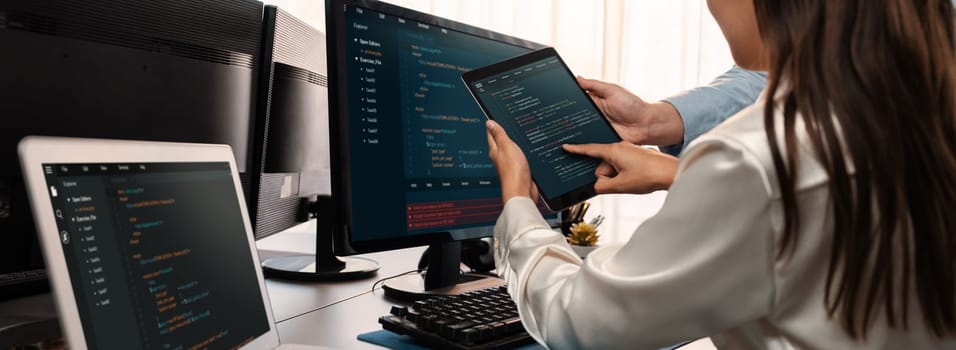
[[264, 0, 736, 242]]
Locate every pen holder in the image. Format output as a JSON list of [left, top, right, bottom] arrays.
[[560, 201, 590, 235]]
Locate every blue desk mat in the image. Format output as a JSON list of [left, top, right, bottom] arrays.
[[358, 330, 544, 350], [357, 330, 693, 349]]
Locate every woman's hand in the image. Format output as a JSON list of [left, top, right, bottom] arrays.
[[486, 120, 537, 204], [563, 142, 679, 194], [577, 76, 685, 147]]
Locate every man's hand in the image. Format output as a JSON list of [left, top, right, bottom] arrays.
[[577, 76, 685, 147], [562, 142, 678, 194], [486, 120, 537, 204]]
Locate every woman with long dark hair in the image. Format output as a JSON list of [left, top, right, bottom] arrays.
[[485, 0, 956, 348]]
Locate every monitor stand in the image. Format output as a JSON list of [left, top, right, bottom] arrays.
[[262, 196, 379, 280], [382, 241, 505, 302]]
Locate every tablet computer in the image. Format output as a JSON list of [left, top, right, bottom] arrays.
[[462, 47, 621, 210]]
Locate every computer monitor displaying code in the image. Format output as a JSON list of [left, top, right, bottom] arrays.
[[333, 3, 549, 244], [327, 0, 561, 299]]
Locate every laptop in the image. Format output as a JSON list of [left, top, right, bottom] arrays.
[[18, 137, 327, 350]]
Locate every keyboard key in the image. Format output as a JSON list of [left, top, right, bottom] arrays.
[[390, 306, 408, 317], [460, 328, 478, 343], [441, 320, 475, 339], [504, 317, 523, 333]]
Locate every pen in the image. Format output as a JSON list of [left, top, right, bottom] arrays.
[[568, 204, 580, 223]]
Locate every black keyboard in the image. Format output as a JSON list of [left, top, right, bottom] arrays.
[[0, 269, 50, 301], [380, 285, 534, 350]]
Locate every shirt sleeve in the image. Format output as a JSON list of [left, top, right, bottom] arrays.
[[660, 66, 766, 156], [494, 140, 777, 349]]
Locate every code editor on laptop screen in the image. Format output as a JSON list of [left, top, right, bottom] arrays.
[[42, 162, 269, 350]]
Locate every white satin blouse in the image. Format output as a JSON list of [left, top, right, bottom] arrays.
[[493, 103, 956, 349]]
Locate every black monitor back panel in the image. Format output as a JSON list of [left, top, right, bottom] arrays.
[[0, 0, 262, 274], [252, 6, 331, 239]]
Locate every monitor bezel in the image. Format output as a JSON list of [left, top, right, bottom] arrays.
[[326, 0, 550, 255]]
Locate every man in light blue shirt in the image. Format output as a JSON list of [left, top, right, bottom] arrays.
[[582, 0, 951, 150], [577, 66, 766, 156], [661, 67, 766, 155]]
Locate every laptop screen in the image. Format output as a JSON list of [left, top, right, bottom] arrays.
[[41, 162, 269, 349]]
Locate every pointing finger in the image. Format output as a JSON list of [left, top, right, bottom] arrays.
[[562, 143, 611, 160]]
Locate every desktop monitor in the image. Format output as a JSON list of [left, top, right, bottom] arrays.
[[250, 5, 334, 239], [326, 0, 556, 299], [0, 0, 263, 298]]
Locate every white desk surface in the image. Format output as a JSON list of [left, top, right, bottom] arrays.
[[273, 286, 716, 350], [0, 220, 715, 349], [256, 220, 426, 322], [277, 287, 399, 349], [262, 221, 716, 350]]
